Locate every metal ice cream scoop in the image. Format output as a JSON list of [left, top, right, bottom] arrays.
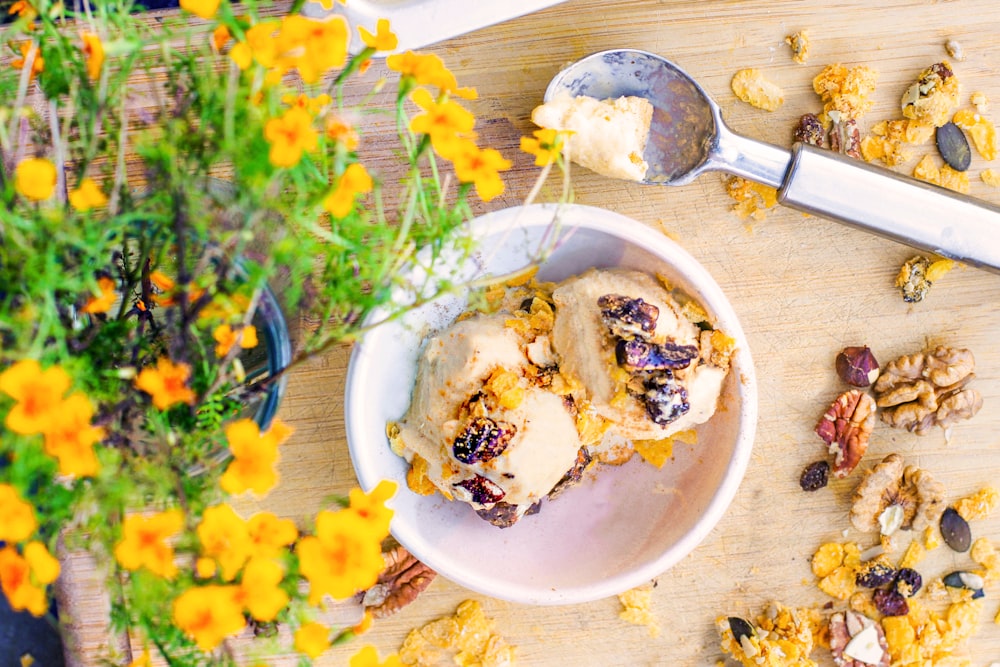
[[545, 49, 1000, 273]]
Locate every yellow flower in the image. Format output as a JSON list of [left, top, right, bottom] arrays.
[[134, 357, 196, 410], [348, 480, 396, 539], [297, 509, 385, 603], [213, 323, 258, 357], [8, 0, 37, 21], [42, 392, 104, 478], [293, 622, 331, 659], [386, 51, 476, 99], [195, 557, 216, 579], [520, 128, 566, 167], [23, 542, 59, 585], [211, 24, 231, 52], [282, 92, 332, 115], [179, 0, 220, 20], [451, 140, 511, 202], [323, 163, 373, 219], [247, 512, 298, 560], [229, 20, 280, 71], [126, 649, 151, 667], [80, 276, 117, 314], [69, 177, 108, 211], [0, 359, 71, 435], [0, 484, 37, 544], [81, 32, 104, 80], [14, 157, 56, 201], [11, 41, 44, 81], [236, 557, 289, 622], [114, 510, 184, 579], [358, 19, 397, 52], [409, 88, 476, 159], [220, 418, 293, 497], [350, 645, 403, 667], [277, 15, 348, 84], [264, 106, 319, 168], [172, 585, 246, 652], [326, 113, 360, 151], [196, 503, 251, 581], [352, 609, 374, 636], [0, 547, 47, 616]]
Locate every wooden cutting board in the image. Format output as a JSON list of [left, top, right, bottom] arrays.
[[60, 1, 1000, 665]]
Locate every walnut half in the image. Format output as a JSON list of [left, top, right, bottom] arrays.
[[850, 454, 946, 534], [873, 346, 983, 435]]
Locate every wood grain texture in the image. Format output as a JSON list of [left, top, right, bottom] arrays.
[[60, 0, 1000, 665]]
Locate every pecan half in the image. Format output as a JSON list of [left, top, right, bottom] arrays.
[[816, 390, 876, 478], [830, 116, 862, 159], [362, 545, 437, 619]]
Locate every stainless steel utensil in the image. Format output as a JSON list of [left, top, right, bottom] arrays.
[[545, 49, 1000, 273]]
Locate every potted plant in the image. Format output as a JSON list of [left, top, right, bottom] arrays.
[[0, 0, 568, 663]]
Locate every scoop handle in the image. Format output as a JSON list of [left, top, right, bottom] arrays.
[[778, 143, 1000, 273]]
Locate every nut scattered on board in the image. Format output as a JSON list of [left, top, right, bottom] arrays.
[[872, 345, 983, 435], [828, 609, 890, 667], [815, 390, 876, 478], [849, 453, 946, 534], [785, 30, 811, 64], [901, 62, 960, 127], [836, 346, 880, 387], [362, 544, 438, 619], [894, 255, 956, 302]]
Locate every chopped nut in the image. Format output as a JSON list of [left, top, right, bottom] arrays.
[[902, 61, 961, 127], [785, 30, 811, 64], [717, 603, 817, 667], [829, 115, 862, 158], [813, 64, 878, 119], [953, 108, 998, 160], [972, 91, 990, 114], [815, 390, 876, 478], [829, 610, 890, 667], [895, 255, 934, 303], [731, 68, 785, 111], [945, 39, 965, 62], [849, 453, 946, 534], [363, 545, 437, 619], [873, 345, 983, 434]]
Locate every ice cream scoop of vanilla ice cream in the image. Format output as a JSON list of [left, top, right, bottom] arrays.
[[395, 314, 583, 526], [552, 268, 727, 441], [531, 93, 653, 181]]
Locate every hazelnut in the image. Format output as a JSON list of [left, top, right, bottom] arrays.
[[836, 346, 880, 387]]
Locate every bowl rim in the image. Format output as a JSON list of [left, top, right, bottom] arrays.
[[345, 203, 757, 605]]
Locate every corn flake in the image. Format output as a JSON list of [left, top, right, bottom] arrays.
[[785, 30, 811, 65], [953, 486, 1000, 521], [913, 154, 970, 193], [953, 108, 998, 161], [618, 586, 661, 637], [813, 63, 878, 119], [399, 600, 515, 667], [717, 604, 818, 667], [731, 68, 785, 111], [725, 175, 779, 221], [981, 169, 1000, 187]]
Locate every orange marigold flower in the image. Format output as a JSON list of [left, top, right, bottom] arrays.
[[13, 157, 56, 202], [213, 323, 258, 357], [247, 512, 298, 560], [352, 610, 374, 636], [8, 0, 37, 21], [220, 418, 293, 497], [409, 87, 476, 159], [69, 177, 108, 212], [114, 510, 184, 579], [358, 18, 397, 52], [348, 480, 396, 539], [297, 509, 384, 603], [265, 107, 319, 168], [229, 20, 280, 71], [81, 276, 117, 314], [196, 503, 251, 581], [236, 557, 289, 622], [350, 645, 403, 667], [0, 547, 47, 616], [81, 32, 104, 80], [211, 24, 231, 52], [23, 541, 60, 585], [0, 359, 71, 435], [282, 92, 332, 115], [0, 484, 37, 544], [452, 140, 511, 202], [42, 392, 104, 478], [172, 585, 246, 652], [386, 51, 476, 99], [294, 622, 331, 659], [323, 163, 373, 219], [520, 128, 567, 167], [134, 357, 196, 410], [11, 41, 44, 80], [277, 15, 348, 84], [179, 0, 220, 20]]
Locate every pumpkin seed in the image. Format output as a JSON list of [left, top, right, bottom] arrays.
[[728, 616, 755, 642], [943, 570, 985, 598], [940, 507, 972, 552], [936, 122, 972, 171]]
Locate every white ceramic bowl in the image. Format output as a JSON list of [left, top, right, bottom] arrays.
[[345, 204, 757, 605]]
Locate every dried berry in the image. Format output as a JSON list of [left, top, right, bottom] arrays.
[[642, 371, 690, 425], [453, 475, 505, 505], [855, 560, 896, 588], [799, 460, 830, 491], [615, 339, 698, 371], [943, 571, 985, 598], [452, 417, 515, 464], [794, 113, 825, 147], [892, 568, 922, 598], [836, 346, 880, 387], [598, 294, 659, 339], [727, 616, 755, 643], [873, 588, 910, 617], [940, 507, 972, 552], [936, 122, 972, 171]]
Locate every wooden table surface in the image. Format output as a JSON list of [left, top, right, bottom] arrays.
[[61, 1, 1000, 665]]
